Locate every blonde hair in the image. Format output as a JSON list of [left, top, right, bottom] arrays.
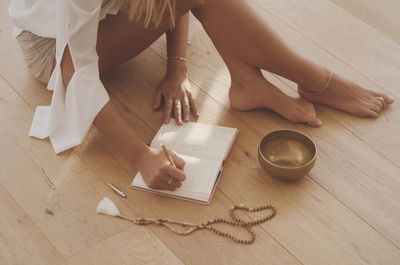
[[119, 0, 176, 28]]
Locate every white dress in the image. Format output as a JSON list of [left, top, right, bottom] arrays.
[[8, 0, 120, 154]]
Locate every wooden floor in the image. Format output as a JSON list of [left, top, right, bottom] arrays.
[[1, 0, 400, 264]]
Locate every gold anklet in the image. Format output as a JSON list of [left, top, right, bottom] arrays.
[[299, 70, 333, 96]]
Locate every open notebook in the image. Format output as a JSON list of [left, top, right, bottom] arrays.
[[131, 121, 238, 204]]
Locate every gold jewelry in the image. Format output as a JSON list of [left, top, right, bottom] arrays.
[[182, 96, 189, 105], [168, 56, 188, 62], [299, 70, 333, 96], [116, 203, 276, 244], [168, 177, 173, 185], [174, 99, 181, 106]]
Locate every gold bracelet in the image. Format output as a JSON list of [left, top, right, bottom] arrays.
[[167, 56, 188, 62], [299, 70, 333, 96]]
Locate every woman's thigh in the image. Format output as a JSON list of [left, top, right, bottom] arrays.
[[95, 12, 167, 73], [97, 0, 203, 72], [60, 0, 202, 85]]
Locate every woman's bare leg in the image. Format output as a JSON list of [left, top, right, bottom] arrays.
[[224, 61, 321, 126], [192, 0, 394, 120], [60, 0, 200, 189]]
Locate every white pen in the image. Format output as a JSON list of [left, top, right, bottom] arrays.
[[107, 182, 126, 198]]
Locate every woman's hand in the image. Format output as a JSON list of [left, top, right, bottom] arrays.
[[153, 65, 199, 125], [136, 147, 187, 190]]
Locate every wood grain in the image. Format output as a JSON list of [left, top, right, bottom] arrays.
[[329, 0, 400, 43], [0, 184, 65, 265], [151, 14, 400, 247], [101, 46, 400, 264], [1, 0, 400, 264]]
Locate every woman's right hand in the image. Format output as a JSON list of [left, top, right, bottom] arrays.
[[136, 147, 186, 190]]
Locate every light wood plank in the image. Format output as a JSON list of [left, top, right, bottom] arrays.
[[74, 70, 302, 265], [151, 18, 400, 169], [149, 6, 400, 249], [0, 184, 65, 265], [0, 76, 186, 264], [251, 0, 400, 99], [328, 0, 400, 43], [0, 77, 127, 256], [65, 226, 186, 265], [274, 75, 400, 179], [158, 30, 400, 247], [99, 49, 400, 264], [1, 0, 400, 264], [0, 23, 301, 265]]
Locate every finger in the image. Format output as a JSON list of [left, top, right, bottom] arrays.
[[174, 100, 183, 125], [153, 89, 162, 110], [307, 117, 322, 127], [171, 151, 185, 170], [155, 181, 177, 191], [163, 99, 173, 124], [188, 92, 199, 117], [182, 95, 190, 122], [164, 165, 186, 182]]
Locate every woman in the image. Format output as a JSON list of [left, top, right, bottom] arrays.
[[9, 0, 393, 191]]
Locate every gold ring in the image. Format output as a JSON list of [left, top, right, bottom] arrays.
[[168, 177, 173, 185], [182, 96, 189, 105]]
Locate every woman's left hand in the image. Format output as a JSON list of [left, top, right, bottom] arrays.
[[153, 70, 199, 125]]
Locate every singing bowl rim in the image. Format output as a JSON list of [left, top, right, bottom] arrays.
[[258, 129, 317, 170]]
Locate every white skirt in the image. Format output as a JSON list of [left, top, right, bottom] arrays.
[[15, 0, 120, 84]]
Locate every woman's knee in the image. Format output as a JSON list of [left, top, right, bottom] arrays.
[[175, 0, 205, 13]]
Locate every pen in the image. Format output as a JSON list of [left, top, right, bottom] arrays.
[[107, 182, 126, 198], [161, 144, 176, 168]]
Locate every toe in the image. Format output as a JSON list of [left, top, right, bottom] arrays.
[[374, 92, 394, 104], [370, 102, 382, 113], [373, 99, 384, 112], [384, 95, 394, 104], [376, 96, 386, 110], [364, 109, 379, 118], [307, 118, 322, 127]]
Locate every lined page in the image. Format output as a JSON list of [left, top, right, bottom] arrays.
[[151, 121, 237, 161], [132, 155, 222, 201]]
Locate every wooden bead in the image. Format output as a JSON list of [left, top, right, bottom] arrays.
[[121, 203, 275, 245]]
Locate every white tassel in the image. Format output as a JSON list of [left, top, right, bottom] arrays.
[[96, 197, 120, 216]]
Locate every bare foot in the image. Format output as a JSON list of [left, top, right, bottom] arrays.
[[299, 72, 394, 118], [229, 73, 322, 127]]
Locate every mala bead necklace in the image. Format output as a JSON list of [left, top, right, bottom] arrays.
[[97, 197, 276, 244]]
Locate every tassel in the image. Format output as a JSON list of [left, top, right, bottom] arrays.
[[96, 197, 120, 216]]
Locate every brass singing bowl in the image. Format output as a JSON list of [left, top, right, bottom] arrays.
[[258, 130, 317, 181]]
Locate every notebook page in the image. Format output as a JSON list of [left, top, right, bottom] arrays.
[[151, 121, 237, 162], [132, 155, 222, 198]]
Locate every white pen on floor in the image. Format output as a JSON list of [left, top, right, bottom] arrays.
[[107, 182, 126, 198]]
